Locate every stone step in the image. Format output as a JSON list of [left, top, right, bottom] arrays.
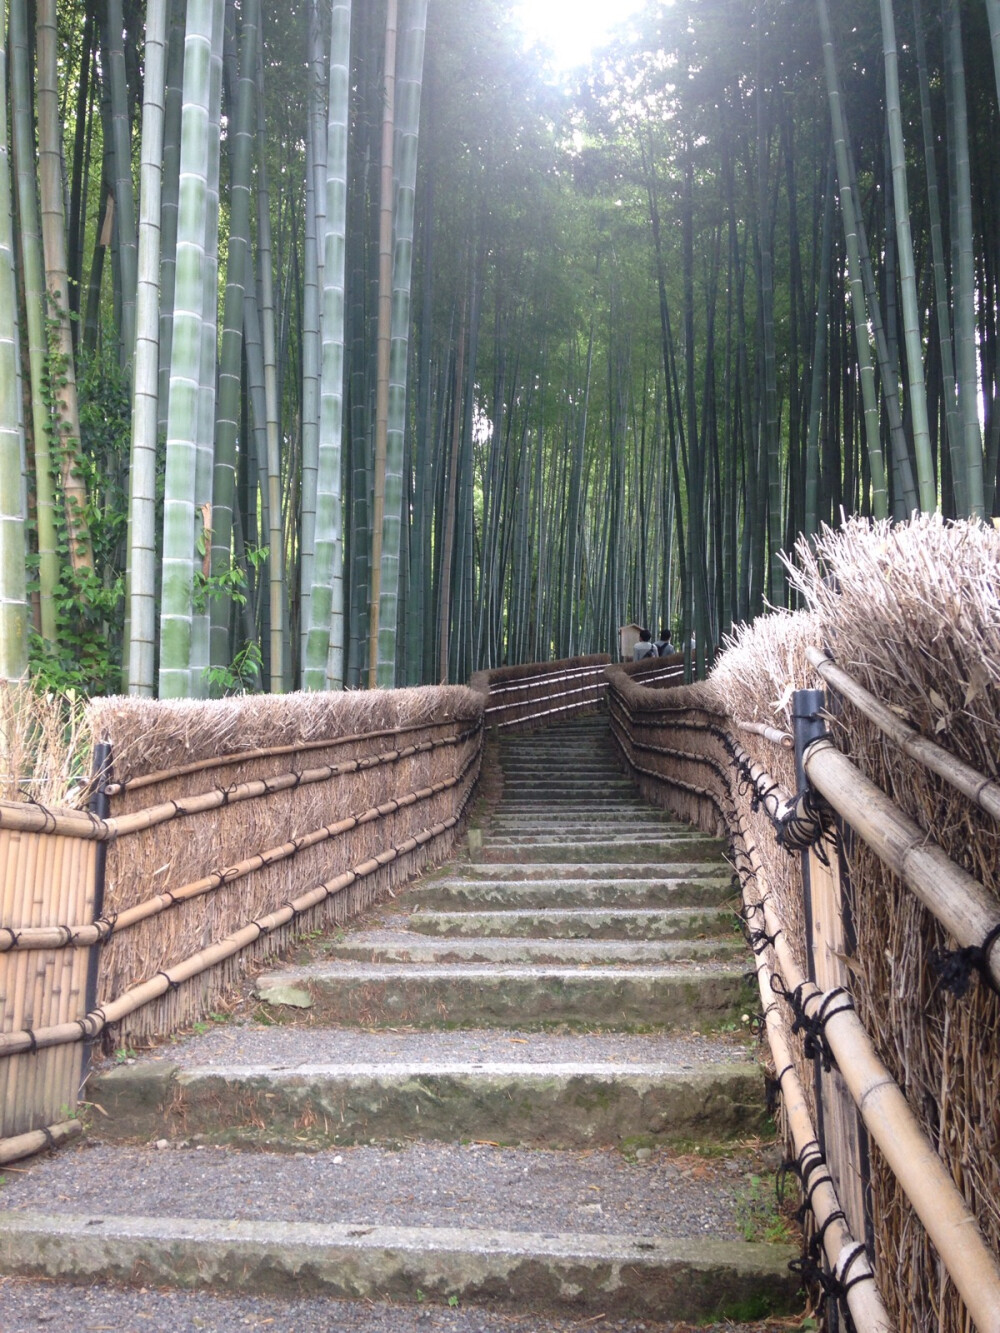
[[482, 832, 712, 848], [0, 1210, 797, 1320], [320, 934, 743, 965], [90, 1056, 766, 1149], [0, 1142, 798, 1319], [406, 906, 737, 940], [412, 877, 734, 911], [439, 859, 732, 881], [477, 839, 726, 864], [253, 961, 750, 1030]]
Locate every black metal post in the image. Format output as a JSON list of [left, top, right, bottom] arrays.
[[84, 741, 112, 1072]]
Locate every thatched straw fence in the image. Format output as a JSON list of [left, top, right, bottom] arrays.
[[609, 516, 1000, 1333], [0, 654, 607, 1163]]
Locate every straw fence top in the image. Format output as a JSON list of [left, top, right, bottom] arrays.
[[89, 685, 483, 787]]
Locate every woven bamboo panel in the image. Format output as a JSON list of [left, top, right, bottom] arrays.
[[0, 825, 95, 1137]]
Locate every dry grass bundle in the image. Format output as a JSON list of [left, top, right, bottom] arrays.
[[481, 653, 610, 686], [91, 687, 483, 1041], [0, 682, 96, 807], [779, 517, 1000, 1333], [610, 518, 1000, 1329], [89, 685, 482, 788]]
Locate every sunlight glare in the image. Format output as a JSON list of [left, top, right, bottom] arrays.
[[514, 0, 646, 72]]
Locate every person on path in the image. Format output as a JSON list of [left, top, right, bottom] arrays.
[[633, 628, 656, 661], [654, 626, 675, 656]]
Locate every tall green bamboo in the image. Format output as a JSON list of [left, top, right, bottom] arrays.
[[0, 4, 27, 681], [255, 39, 287, 692], [159, 0, 223, 699], [37, 0, 92, 569], [816, 0, 888, 519], [944, 0, 985, 517], [101, 0, 138, 377], [209, 0, 259, 677], [299, 0, 326, 671], [304, 0, 352, 691], [880, 0, 935, 512], [126, 0, 169, 696], [368, 0, 398, 688], [375, 0, 427, 687], [9, 0, 57, 643]]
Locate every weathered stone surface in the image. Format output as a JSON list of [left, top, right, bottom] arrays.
[[252, 961, 751, 1031], [89, 1060, 766, 1149], [0, 1211, 800, 1319], [406, 907, 737, 940]]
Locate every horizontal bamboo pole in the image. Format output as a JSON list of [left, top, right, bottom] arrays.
[[612, 693, 1000, 1325], [735, 796, 1000, 1332], [743, 894, 892, 1330], [104, 715, 469, 796], [488, 690, 606, 729], [735, 719, 794, 749], [0, 772, 466, 952], [0, 803, 472, 1060], [804, 738, 1000, 990], [485, 665, 610, 699], [485, 680, 606, 716], [807, 647, 1000, 822], [0, 1117, 83, 1165], [0, 728, 479, 843]]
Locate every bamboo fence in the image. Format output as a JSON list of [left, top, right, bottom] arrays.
[[0, 655, 609, 1162], [608, 515, 1000, 1333]]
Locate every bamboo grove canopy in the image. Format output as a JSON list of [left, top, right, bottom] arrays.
[[0, 0, 998, 699]]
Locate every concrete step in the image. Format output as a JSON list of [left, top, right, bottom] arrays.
[[476, 839, 726, 864], [0, 1210, 797, 1320], [0, 1143, 799, 1319], [406, 906, 737, 940], [411, 876, 734, 911], [89, 1054, 766, 1149], [436, 859, 733, 881], [253, 961, 751, 1030], [319, 933, 743, 965]]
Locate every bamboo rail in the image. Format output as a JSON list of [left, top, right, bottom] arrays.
[[0, 799, 472, 1060], [0, 772, 466, 952], [103, 715, 466, 796], [0, 1118, 83, 1166], [0, 729, 477, 842], [733, 793, 1000, 1332], [606, 673, 1000, 1326], [807, 646, 1000, 821], [803, 738, 1000, 991], [735, 719, 794, 749], [743, 888, 892, 1330]]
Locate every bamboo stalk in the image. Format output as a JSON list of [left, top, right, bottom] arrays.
[[807, 646, 1000, 821], [734, 719, 794, 749], [104, 715, 465, 796], [0, 728, 478, 841], [803, 738, 1000, 989], [0, 1117, 82, 1165], [745, 904, 893, 1330]]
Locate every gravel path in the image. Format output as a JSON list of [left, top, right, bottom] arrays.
[[118, 1023, 756, 1071], [1, 1141, 771, 1240], [0, 1276, 801, 1333]]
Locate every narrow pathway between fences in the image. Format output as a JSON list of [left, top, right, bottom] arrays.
[[0, 714, 801, 1332]]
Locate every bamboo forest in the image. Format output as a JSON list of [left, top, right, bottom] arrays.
[[1, 0, 998, 701]]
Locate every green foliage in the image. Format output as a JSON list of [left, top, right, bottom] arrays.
[[28, 332, 129, 697], [734, 1172, 793, 1244]]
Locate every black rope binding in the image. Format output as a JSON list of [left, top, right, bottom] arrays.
[[930, 921, 1000, 998], [771, 977, 855, 1072], [775, 789, 830, 859]]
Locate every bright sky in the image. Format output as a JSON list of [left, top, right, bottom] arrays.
[[514, 0, 646, 73]]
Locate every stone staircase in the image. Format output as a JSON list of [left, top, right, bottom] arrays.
[[0, 713, 800, 1330]]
